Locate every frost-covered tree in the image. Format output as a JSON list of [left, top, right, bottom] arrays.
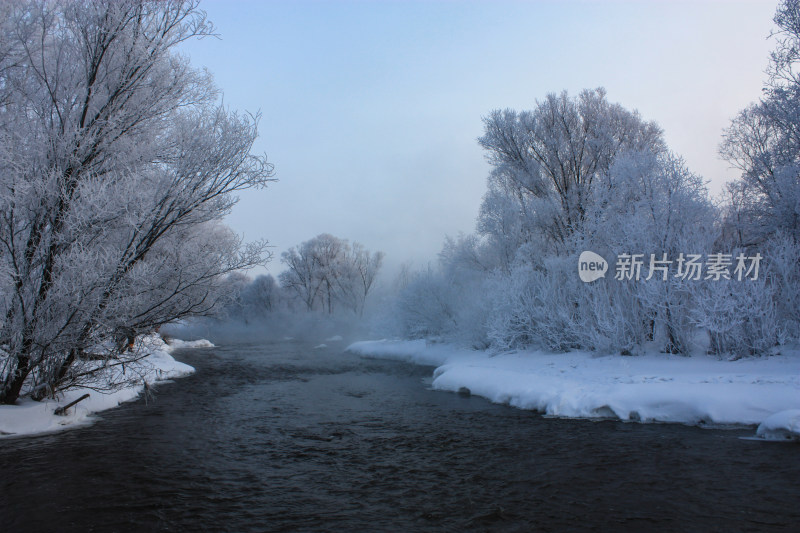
[[586, 150, 717, 353], [225, 274, 283, 320], [720, 102, 800, 245], [475, 91, 716, 355], [387, 235, 495, 348], [708, 0, 800, 353], [393, 267, 459, 340], [721, 0, 800, 245], [279, 234, 383, 315], [484, 151, 715, 355], [391, 90, 722, 355], [478, 88, 664, 258], [0, 1, 274, 404], [348, 243, 385, 316]]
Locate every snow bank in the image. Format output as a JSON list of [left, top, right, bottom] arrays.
[[756, 410, 800, 441], [0, 334, 202, 438], [347, 340, 800, 430], [165, 338, 215, 350]]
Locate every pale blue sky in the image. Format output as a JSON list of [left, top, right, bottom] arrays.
[[180, 0, 778, 276]]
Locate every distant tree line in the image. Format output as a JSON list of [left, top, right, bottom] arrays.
[[388, 0, 800, 357], [223, 234, 384, 320]]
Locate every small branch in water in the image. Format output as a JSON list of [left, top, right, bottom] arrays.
[[54, 394, 90, 416]]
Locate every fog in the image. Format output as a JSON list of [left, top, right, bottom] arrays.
[[162, 312, 372, 347], [178, 0, 777, 278]]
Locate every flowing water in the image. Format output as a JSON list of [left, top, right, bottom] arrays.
[[1, 341, 798, 532]]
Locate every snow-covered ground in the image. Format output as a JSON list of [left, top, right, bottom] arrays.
[[756, 409, 800, 441], [163, 337, 215, 350], [347, 340, 800, 440], [0, 334, 207, 438]]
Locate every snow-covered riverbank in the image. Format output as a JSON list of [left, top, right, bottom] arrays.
[[0, 335, 205, 438], [347, 340, 800, 440]]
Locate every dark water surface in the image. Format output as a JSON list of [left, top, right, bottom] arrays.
[[1, 341, 798, 532]]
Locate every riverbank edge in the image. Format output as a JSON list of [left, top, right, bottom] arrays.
[[347, 339, 800, 440], [0, 334, 205, 438]]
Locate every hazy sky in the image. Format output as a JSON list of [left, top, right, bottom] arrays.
[[179, 0, 778, 278]]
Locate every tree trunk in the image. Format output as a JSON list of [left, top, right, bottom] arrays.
[[1, 354, 31, 405]]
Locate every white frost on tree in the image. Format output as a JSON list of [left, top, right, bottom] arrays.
[[0, 1, 274, 404], [279, 234, 384, 316]]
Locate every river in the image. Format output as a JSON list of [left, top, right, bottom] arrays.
[[1, 341, 798, 532]]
